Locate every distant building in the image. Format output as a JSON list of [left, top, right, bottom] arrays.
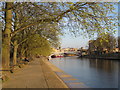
[[76, 47, 88, 56], [113, 47, 119, 53], [60, 48, 78, 53]]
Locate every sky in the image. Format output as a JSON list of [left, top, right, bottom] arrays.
[[60, 33, 90, 49], [60, 3, 119, 49]]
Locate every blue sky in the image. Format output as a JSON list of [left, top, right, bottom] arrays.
[[60, 3, 119, 49], [60, 33, 90, 48]]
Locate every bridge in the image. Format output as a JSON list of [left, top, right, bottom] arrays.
[[52, 51, 78, 57]]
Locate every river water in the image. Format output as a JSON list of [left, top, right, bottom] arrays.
[[50, 56, 119, 88]]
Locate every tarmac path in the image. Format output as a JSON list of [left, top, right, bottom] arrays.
[[2, 58, 68, 88]]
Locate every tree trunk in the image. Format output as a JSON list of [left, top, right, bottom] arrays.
[[2, 2, 13, 69], [13, 40, 18, 65]]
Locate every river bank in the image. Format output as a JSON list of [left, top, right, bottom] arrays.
[[80, 52, 120, 60]]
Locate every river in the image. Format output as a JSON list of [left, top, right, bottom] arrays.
[[50, 56, 119, 88]]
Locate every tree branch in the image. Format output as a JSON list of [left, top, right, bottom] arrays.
[[18, 31, 37, 46], [56, 2, 88, 21], [11, 18, 57, 37], [11, 2, 88, 37], [11, 41, 14, 46]]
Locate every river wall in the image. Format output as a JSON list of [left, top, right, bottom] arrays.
[[43, 57, 89, 88], [84, 52, 120, 60]]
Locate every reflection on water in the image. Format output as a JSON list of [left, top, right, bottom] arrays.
[[50, 56, 119, 88]]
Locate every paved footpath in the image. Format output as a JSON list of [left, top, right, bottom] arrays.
[[2, 58, 68, 88]]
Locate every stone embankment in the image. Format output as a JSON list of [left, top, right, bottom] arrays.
[[82, 53, 120, 60], [45, 58, 88, 88]]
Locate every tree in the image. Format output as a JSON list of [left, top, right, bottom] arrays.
[[1, 2, 117, 69], [2, 2, 13, 69], [11, 22, 61, 65], [94, 33, 117, 52], [1, 2, 60, 68], [18, 34, 52, 57]]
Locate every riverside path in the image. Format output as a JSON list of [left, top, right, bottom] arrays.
[[2, 58, 68, 88]]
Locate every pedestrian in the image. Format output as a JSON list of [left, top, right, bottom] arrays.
[[24, 57, 29, 62]]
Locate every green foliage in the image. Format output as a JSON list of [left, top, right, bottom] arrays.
[[93, 33, 117, 51], [18, 34, 53, 57]]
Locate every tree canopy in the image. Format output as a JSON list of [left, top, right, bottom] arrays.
[[1, 2, 117, 36], [1, 2, 117, 68], [93, 33, 117, 52]]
